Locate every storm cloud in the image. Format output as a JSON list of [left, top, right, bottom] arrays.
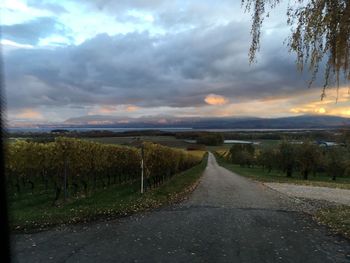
[[4, 21, 315, 108], [3, 0, 336, 123]]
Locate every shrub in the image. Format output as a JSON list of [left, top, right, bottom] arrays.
[[196, 133, 224, 146]]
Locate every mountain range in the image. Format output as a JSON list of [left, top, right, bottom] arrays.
[[46, 115, 350, 129]]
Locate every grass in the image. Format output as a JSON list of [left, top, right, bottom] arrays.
[[9, 153, 208, 232], [315, 206, 350, 239], [214, 153, 350, 189]]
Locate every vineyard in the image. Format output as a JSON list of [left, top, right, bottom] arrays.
[[5, 138, 202, 204]]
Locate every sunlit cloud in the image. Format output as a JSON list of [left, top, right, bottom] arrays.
[[88, 106, 117, 115], [204, 94, 229, 105], [88, 105, 140, 115], [288, 87, 350, 117], [126, 105, 139, 112], [1, 39, 34, 49], [14, 109, 43, 120]]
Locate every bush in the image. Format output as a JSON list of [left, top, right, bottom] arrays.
[[196, 133, 224, 146], [229, 144, 255, 167]]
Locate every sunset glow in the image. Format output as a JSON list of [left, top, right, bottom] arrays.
[[14, 109, 43, 120], [204, 94, 229, 105]]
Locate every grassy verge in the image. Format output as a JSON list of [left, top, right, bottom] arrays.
[[9, 153, 208, 233], [214, 153, 350, 190], [314, 206, 350, 239]]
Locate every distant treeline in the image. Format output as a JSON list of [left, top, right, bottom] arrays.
[[8, 128, 350, 144], [218, 140, 350, 181], [8, 129, 175, 139], [175, 130, 347, 141]]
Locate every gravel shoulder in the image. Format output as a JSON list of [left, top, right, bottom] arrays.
[[265, 183, 350, 206]]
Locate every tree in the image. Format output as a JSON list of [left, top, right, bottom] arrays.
[[296, 141, 321, 180], [229, 143, 255, 166], [242, 0, 350, 98], [196, 133, 224, 146], [325, 147, 346, 180], [256, 147, 277, 172], [277, 140, 296, 177]]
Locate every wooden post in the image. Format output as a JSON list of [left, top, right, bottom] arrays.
[[64, 157, 68, 201], [141, 145, 144, 194]]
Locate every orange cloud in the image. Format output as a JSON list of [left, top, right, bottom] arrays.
[[88, 106, 116, 115], [290, 107, 327, 114], [97, 106, 117, 114], [15, 109, 43, 119], [126, 105, 139, 112], [288, 87, 350, 116], [204, 94, 229, 105], [89, 105, 140, 115]]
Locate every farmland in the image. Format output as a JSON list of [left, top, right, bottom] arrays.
[[5, 128, 350, 232], [84, 135, 194, 148], [5, 136, 206, 231]]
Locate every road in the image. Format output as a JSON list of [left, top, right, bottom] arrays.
[[12, 153, 350, 262]]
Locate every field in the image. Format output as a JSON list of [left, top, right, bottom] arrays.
[[84, 136, 193, 148]]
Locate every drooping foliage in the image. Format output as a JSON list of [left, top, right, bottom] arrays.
[[242, 0, 350, 98]]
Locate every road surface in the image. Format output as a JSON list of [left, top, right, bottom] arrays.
[[12, 153, 350, 262]]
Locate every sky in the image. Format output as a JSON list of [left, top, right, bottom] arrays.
[[2, 0, 350, 126]]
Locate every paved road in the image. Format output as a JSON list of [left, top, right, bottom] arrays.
[[12, 153, 350, 262]]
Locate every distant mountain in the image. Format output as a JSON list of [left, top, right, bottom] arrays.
[[59, 115, 350, 129]]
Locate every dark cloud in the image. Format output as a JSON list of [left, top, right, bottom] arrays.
[[4, 20, 318, 114], [2, 17, 67, 45]]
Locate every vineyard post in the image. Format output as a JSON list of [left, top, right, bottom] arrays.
[[141, 145, 144, 194], [64, 157, 68, 201]]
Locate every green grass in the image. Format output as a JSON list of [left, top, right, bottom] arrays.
[[315, 206, 350, 239], [215, 153, 350, 189], [9, 153, 208, 232]]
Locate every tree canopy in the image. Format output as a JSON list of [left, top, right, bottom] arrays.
[[242, 0, 350, 99]]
